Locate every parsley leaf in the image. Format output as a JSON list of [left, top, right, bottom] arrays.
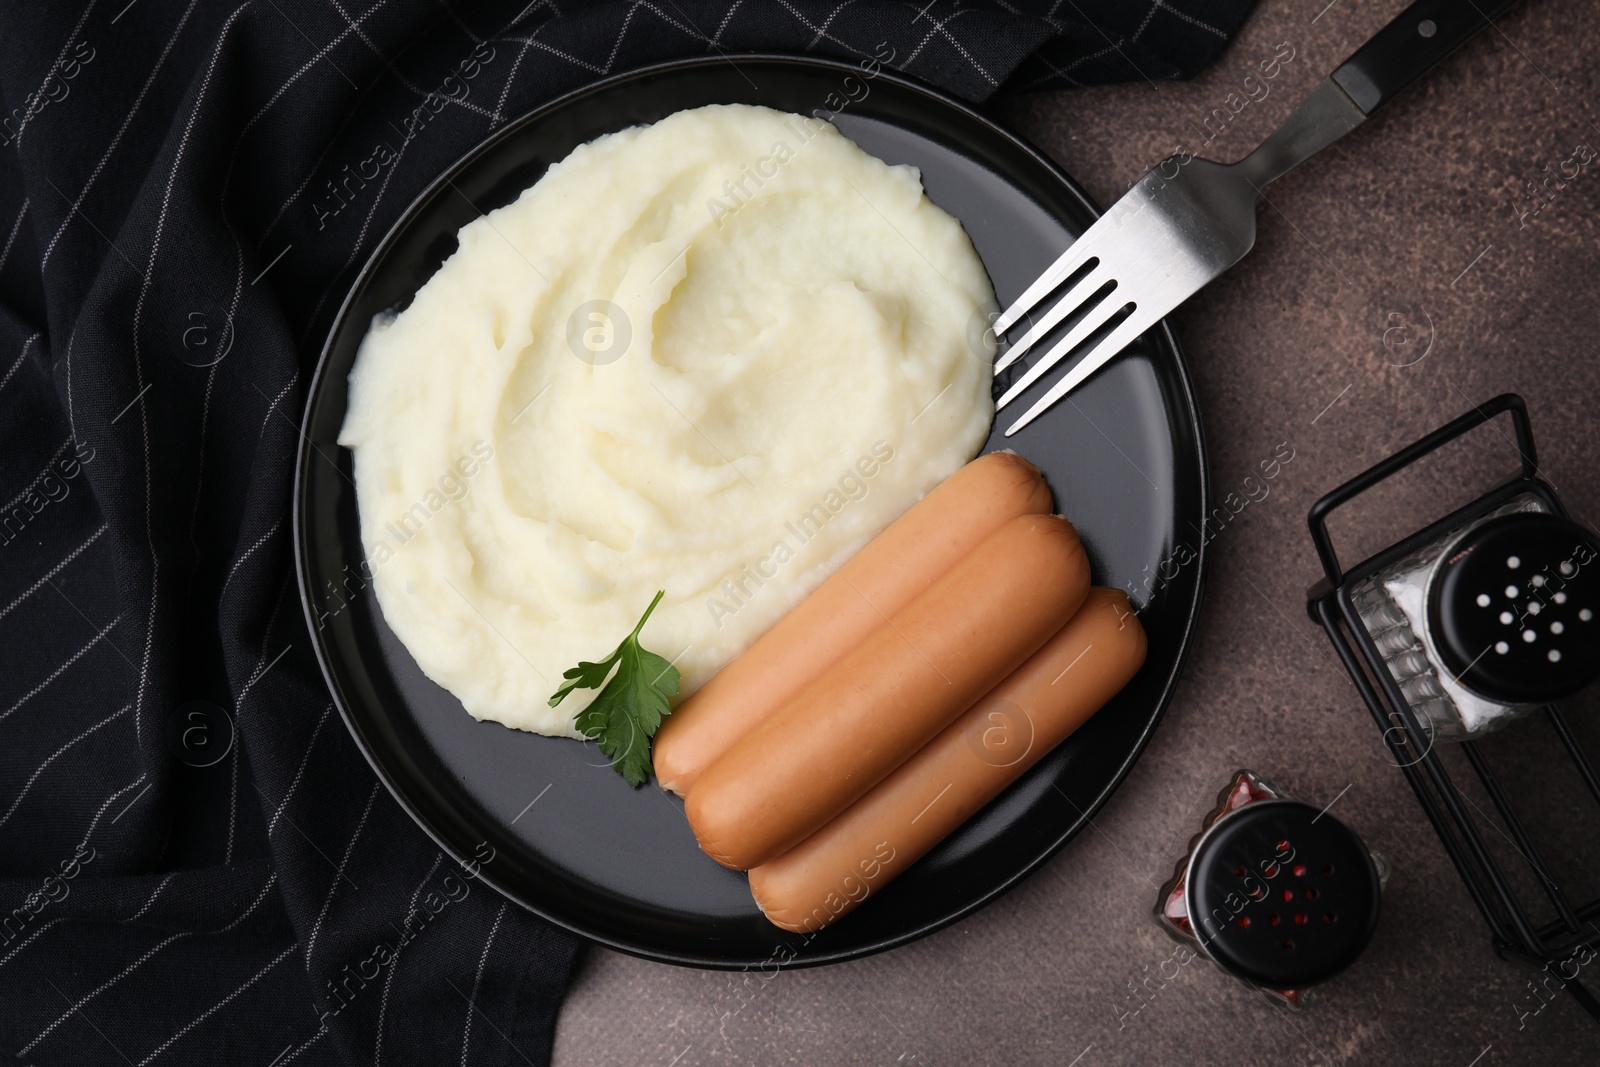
[[548, 590, 679, 788]]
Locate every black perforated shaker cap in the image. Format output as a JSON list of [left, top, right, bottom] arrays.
[[1427, 513, 1600, 704], [1185, 800, 1381, 989]]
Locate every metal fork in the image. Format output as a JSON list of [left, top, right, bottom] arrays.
[[993, 0, 1520, 436]]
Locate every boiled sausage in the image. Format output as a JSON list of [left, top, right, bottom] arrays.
[[685, 513, 1090, 870], [749, 587, 1146, 932], [655, 452, 1052, 796]]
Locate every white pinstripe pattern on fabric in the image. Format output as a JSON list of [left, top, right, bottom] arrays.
[[389, 0, 571, 141], [134, 938, 299, 1066], [250, 371, 300, 449], [484, 13, 553, 124], [303, 779, 380, 966], [267, 703, 332, 835], [603, 2, 645, 73], [190, 0, 420, 724], [233, 571, 295, 706], [39, 0, 205, 270], [711, 0, 745, 45], [254, 115, 359, 245], [222, 727, 239, 862], [490, 35, 534, 124], [458, 900, 508, 1067], [656, 3, 734, 56], [803, 0, 857, 51], [63, 327, 80, 440], [0, 611, 125, 723], [1130, 0, 1163, 40], [184, 133, 251, 582], [618, 2, 742, 69], [12, 0, 100, 148], [218, 517, 283, 604], [495, 31, 606, 76], [225, 572, 295, 865], [226, 0, 405, 249], [1137, 0, 1225, 40], [0, 703, 130, 830], [236, 375, 302, 478], [1021, 0, 1170, 89], [373, 851, 445, 1065], [184, 214, 289, 623], [204, 134, 253, 866], [636, 2, 734, 59], [0, 916, 67, 969], [129, 872, 177, 921], [0, 199, 28, 274], [229, 0, 390, 157], [124, 1, 256, 752], [225, 730, 241, 865], [20, 872, 280, 1056], [774, 0, 856, 55], [902, 7, 998, 85], [76, 774, 147, 855], [0, 526, 104, 624], [505, 0, 559, 34], [324, 0, 499, 123], [0, 871, 170, 974], [0, 331, 39, 396]]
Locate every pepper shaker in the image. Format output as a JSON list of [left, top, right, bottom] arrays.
[[1156, 770, 1387, 1009]]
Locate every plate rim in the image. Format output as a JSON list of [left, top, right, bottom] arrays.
[[293, 51, 1210, 969]]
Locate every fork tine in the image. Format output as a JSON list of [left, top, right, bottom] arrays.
[[991, 231, 1106, 335], [992, 264, 1113, 375], [1001, 304, 1164, 436], [994, 288, 1132, 410]]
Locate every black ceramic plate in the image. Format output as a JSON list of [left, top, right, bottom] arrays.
[[296, 54, 1208, 968]]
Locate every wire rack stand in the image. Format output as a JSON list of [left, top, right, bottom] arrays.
[[1304, 393, 1600, 1023]]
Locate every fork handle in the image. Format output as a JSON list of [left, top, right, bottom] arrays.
[[1332, 0, 1523, 115]]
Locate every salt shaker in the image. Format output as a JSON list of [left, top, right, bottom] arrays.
[[1156, 770, 1387, 1009], [1350, 497, 1600, 743]]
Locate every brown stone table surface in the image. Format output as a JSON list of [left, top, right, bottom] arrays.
[[553, 1, 1600, 1063]]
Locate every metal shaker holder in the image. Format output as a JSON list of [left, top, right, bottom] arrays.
[[1304, 393, 1600, 1022]]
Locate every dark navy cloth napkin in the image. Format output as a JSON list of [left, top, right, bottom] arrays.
[[0, 1, 1254, 1063]]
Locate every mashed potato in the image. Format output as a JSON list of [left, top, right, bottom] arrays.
[[338, 104, 994, 736]]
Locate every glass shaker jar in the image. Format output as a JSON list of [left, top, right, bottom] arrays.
[[1350, 498, 1600, 743], [1156, 770, 1387, 1009]]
